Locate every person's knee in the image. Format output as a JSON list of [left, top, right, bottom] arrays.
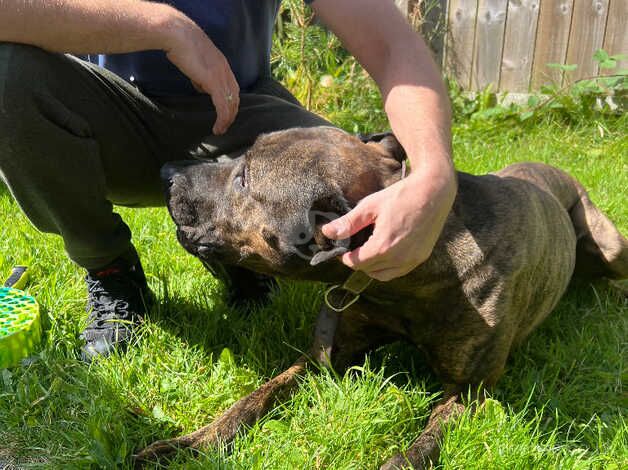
[[0, 42, 63, 115], [0, 43, 64, 171]]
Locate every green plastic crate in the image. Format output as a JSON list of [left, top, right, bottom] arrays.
[[0, 287, 42, 368]]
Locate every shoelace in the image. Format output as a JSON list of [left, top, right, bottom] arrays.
[[85, 275, 138, 327]]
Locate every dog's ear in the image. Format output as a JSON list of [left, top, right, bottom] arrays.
[[377, 135, 406, 162], [359, 131, 406, 163], [308, 193, 352, 266]]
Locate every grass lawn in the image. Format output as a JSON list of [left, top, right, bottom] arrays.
[[1, 111, 626, 468]]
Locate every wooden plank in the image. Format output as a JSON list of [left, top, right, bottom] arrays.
[[419, 0, 449, 69], [500, 0, 541, 92], [565, 0, 610, 81], [602, 0, 628, 74], [531, 0, 575, 88], [472, 0, 508, 91], [445, 0, 479, 89]]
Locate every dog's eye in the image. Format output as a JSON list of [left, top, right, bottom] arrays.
[[234, 166, 247, 190]]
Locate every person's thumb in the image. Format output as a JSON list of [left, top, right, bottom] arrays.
[[322, 202, 376, 240]]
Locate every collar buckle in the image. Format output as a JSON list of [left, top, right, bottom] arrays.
[[324, 271, 373, 312]]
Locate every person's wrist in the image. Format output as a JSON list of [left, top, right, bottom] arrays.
[[408, 151, 457, 200]]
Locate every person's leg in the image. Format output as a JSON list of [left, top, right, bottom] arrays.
[[0, 42, 330, 357], [0, 45, 327, 269], [152, 77, 330, 163], [0, 43, 182, 359], [0, 43, 174, 269]]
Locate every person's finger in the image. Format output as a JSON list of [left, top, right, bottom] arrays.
[[222, 70, 240, 112], [202, 60, 239, 134], [322, 198, 377, 240], [209, 80, 239, 134], [220, 95, 239, 133], [340, 235, 388, 270], [226, 88, 240, 127], [210, 93, 232, 135]]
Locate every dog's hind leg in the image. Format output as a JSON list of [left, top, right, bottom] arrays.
[[500, 162, 628, 280], [134, 307, 339, 465], [379, 385, 481, 470], [569, 185, 628, 280]]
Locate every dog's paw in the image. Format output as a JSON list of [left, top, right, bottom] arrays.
[[133, 409, 244, 466], [380, 452, 429, 470], [380, 453, 412, 470], [133, 436, 192, 466]]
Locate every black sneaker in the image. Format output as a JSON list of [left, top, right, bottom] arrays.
[[80, 252, 152, 361], [202, 260, 277, 307]]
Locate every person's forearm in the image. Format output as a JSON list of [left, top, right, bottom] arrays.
[[0, 0, 189, 55], [312, 0, 452, 175], [376, 36, 453, 175]]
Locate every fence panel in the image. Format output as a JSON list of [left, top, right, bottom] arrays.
[[566, 0, 610, 80], [472, 0, 508, 90], [413, 0, 627, 92], [445, 0, 478, 89], [531, 0, 575, 88], [500, 0, 541, 92], [602, 0, 628, 74]]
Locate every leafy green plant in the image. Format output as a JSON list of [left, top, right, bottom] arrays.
[[540, 50, 627, 121], [271, 0, 387, 133], [450, 50, 626, 128]]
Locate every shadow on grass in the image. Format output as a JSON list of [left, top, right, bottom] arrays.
[[147, 277, 320, 377], [0, 354, 160, 468]]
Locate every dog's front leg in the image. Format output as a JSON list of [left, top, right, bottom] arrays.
[[135, 356, 308, 463], [134, 306, 339, 465], [380, 386, 467, 470]]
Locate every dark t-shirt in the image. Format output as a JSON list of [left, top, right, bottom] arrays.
[[87, 0, 292, 96]]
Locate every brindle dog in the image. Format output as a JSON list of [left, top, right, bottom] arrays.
[[136, 127, 628, 469]]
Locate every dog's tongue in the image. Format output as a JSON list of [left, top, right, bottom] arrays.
[[310, 245, 349, 266]]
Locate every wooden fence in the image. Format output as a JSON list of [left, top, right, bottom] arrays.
[[395, 0, 627, 92]]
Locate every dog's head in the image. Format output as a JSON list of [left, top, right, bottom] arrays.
[[162, 127, 404, 279]]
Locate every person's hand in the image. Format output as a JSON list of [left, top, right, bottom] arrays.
[[163, 15, 240, 135], [322, 161, 457, 281]]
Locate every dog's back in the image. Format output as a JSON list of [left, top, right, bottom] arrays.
[[389, 163, 627, 384]]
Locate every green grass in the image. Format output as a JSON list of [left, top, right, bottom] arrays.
[[1, 3, 627, 467]]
